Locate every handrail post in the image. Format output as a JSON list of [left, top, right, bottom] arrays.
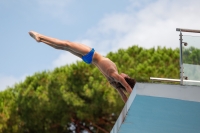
[[179, 30, 183, 85]]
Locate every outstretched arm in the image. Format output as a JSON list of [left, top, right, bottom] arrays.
[[110, 81, 128, 102]]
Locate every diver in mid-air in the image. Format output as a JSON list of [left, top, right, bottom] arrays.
[[29, 31, 135, 102]]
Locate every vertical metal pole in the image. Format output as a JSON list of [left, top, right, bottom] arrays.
[[179, 31, 183, 85]]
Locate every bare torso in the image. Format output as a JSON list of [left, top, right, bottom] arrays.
[[92, 52, 118, 82]]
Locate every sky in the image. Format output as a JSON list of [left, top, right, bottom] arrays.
[[1, 0, 200, 91]]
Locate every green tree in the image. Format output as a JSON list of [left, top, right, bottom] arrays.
[[0, 45, 183, 133], [183, 46, 200, 65]]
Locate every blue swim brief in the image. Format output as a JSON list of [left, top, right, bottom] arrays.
[[82, 48, 95, 64]]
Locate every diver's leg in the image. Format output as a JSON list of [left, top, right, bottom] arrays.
[[41, 40, 82, 58], [29, 31, 91, 56]]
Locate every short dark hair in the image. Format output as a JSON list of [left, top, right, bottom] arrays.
[[117, 77, 136, 92]]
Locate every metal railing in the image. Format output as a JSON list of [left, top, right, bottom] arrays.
[[150, 77, 200, 83], [176, 28, 200, 33], [150, 28, 200, 86]]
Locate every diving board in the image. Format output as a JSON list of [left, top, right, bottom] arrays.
[[111, 83, 200, 133]]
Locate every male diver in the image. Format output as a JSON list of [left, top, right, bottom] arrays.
[[29, 31, 135, 102]]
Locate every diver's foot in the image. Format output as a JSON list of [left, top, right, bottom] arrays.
[[29, 31, 41, 42]]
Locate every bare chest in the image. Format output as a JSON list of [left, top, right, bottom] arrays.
[[94, 58, 117, 77]]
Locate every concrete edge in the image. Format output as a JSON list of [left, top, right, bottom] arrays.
[[136, 83, 200, 102]]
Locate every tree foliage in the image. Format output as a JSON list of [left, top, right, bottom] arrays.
[[183, 46, 200, 65], [182, 46, 200, 85], [0, 45, 187, 133]]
